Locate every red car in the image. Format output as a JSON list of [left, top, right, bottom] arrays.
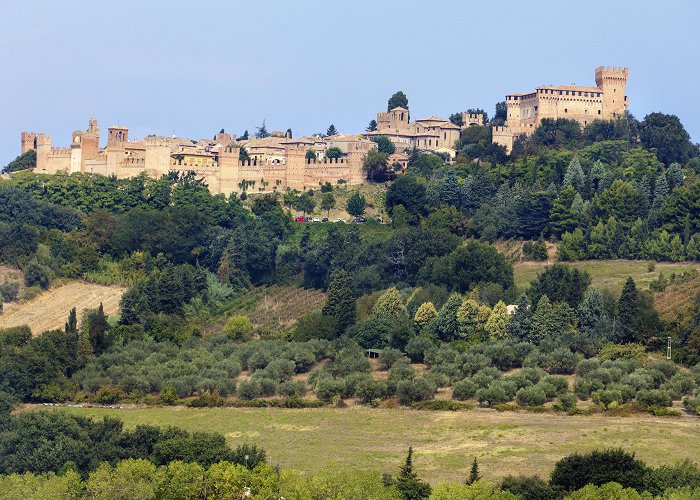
[[296, 216, 305, 222]]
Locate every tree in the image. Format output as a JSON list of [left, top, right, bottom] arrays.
[[83, 303, 110, 354], [548, 187, 579, 236], [639, 112, 695, 165], [486, 301, 510, 340], [322, 269, 356, 333], [325, 147, 343, 159], [528, 264, 591, 309], [239, 130, 249, 140], [529, 295, 578, 343], [388, 91, 409, 111], [434, 293, 462, 341], [293, 192, 315, 216], [255, 120, 269, 139], [326, 124, 338, 136], [467, 458, 481, 485], [366, 119, 378, 132], [320, 192, 336, 217], [507, 293, 531, 340], [24, 259, 51, 289], [306, 149, 317, 161], [414, 302, 438, 331], [550, 448, 648, 492], [395, 447, 431, 500], [346, 191, 366, 217], [494, 101, 507, 123], [386, 175, 427, 218], [456, 299, 490, 342], [224, 315, 253, 341], [3, 150, 36, 174], [562, 157, 585, 193], [373, 287, 408, 320], [65, 307, 78, 335], [449, 113, 464, 127], [666, 162, 684, 190], [371, 135, 396, 155], [363, 150, 390, 182]]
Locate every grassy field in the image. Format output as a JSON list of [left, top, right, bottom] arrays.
[[49, 406, 700, 484], [514, 259, 700, 293], [1, 281, 126, 335]]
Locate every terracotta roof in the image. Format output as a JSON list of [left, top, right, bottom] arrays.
[[388, 106, 409, 112], [415, 116, 447, 122]]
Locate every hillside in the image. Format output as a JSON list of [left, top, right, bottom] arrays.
[[1, 281, 126, 335]]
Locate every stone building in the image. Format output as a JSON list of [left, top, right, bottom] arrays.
[[363, 106, 483, 159], [493, 66, 629, 152], [22, 119, 374, 194]]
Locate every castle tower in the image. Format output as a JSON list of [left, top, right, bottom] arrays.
[[21, 132, 37, 154], [107, 125, 129, 146], [595, 66, 629, 119], [35, 134, 51, 171], [218, 144, 241, 195]]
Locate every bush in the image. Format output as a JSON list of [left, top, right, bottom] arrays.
[[160, 385, 179, 405], [224, 315, 253, 342], [236, 379, 261, 400], [356, 379, 387, 404], [501, 475, 558, 500], [405, 335, 434, 363], [388, 358, 416, 382], [186, 390, 225, 407], [396, 377, 436, 405], [23, 260, 51, 289], [93, 385, 124, 404], [0, 280, 19, 302], [539, 348, 580, 374], [636, 389, 672, 407], [279, 380, 306, 398], [550, 448, 649, 492], [452, 378, 477, 400], [476, 385, 510, 407], [592, 389, 624, 408], [412, 400, 472, 411], [378, 348, 404, 370], [515, 386, 547, 407], [558, 393, 577, 411], [683, 396, 700, 415], [314, 377, 345, 402]]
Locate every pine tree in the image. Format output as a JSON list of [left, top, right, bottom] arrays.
[[590, 160, 606, 192], [373, 287, 408, 320], [366, 119, 378, 132], [466, 457, 481, 485], [65, 307, 78, 334], [578, 288, 608, 335], [653, 174, 669, 200], [255, 120, 269, 139], [414, 302, 438, 331], [346, 191, 367, 217], [396, 447, 431, 500], [666, 163, 684, 190], [387, 91, 409, 111], [435, 293, 462, 342], [485, 300, 510, 340], [326, 124, 338, 136], [617, 277, 640, 342], [440, 170, 460, 207], [507, 293, 531, 340], [322, 269, 356, 333], [562, 156, 585, 193]]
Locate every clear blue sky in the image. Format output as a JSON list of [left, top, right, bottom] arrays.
[[1, 0, 698, 165]]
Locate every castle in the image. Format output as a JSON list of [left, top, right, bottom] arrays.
[[493, 66, 629, 152], [363, 108, 483, 164], [20, 121, 374, 194]]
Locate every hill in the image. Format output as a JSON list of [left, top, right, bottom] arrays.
[[1, 281, 126, 335]]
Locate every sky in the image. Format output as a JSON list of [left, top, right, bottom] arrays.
[[1, 0, 698, 165]]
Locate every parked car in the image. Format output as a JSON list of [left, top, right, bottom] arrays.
[[334, 217, 346, 223], [375, 216, 383, 223], [304, 217, 312, 222], [296, 216, 305, 222], [353, 217, 367, 223], [322, 217, 329, 222], [312, 217, 320, 222]]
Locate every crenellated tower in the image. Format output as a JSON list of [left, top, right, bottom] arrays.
[[596, 66, 629, 119]]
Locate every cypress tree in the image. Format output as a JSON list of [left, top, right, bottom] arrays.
[[322, 269, 356, 333], [65, 307, 78, 334], [434, 293, 462, 342], [396, 447, 431, 500], [617, 277, 640, 342], [507, 293, 531, 340], [467, 457, 481, 485]]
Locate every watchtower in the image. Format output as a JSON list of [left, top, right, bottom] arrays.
[[107, 125, 129, 146], [21, 132, 37, 154], [595, 66, 629, 119]]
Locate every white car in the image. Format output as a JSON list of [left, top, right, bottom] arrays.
[[312, 217, 320, 222], [334, 217, 346, 222]]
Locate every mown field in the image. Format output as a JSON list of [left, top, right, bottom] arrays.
[[514, 259, 700, 293], [50, 406, 700, 484], [1, 281, 125, 334]]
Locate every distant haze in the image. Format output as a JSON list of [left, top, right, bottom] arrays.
[[0, 0, 698, 164]]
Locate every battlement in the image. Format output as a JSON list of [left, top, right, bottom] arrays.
[[492, 126, 510, 133], [595, 66, 628, 75], [48, 147, 72, 156]]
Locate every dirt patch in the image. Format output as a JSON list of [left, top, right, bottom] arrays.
[[1, 281, 126, 335]]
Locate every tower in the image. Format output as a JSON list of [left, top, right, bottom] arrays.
[[595, 66, 629, 119], [21, 132, 37, 154], [35, 134, 51, 171], [107, 125, 129, 146]]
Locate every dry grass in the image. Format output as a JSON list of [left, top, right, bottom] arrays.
[[46, 405, 700, 484], [514, 259, 700, 293], [1, 281, 126, 335]]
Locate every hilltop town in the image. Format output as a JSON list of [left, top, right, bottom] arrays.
[[16, 65, 629, 195]]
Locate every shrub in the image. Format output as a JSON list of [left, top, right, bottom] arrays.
[[378, 348, 404, 370], [160, 385, 179, 405], [405, 335, 434, 363], [279, 380, 306, 398], [476, 385, 510, 407], [550, 448, 649, 492], [23, 260, 51, 289], [0, 280, 20, 302], [647, 406, 680, 417], [93, 385, 124, 404], [471, 367, 502, 387], [388, 358, 416, 382], [412, 400, 472, 411], [682, 396, 700, 415], [256, 378, 279, 397], [461, 353, 491, 376], [501, 475, 558, 500], [558, 393, 578, 411], [236, 379, 261, 400], [592, 389, 624, 408], [539, 375, 568, 396], [598, 343, 647, 363], [540, 348, 580, 374], [636, 389, 672, 407], [224, 315, 253, 342], [515, 386, 547, 407], [356, 379, 387, 404], [396, 378, 436, 405], [452, 378, 477, 400], [314, 377, 345, 402], [187, 390, 225, 407]]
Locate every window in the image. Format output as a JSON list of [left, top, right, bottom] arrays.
[[598, 110, 601, 115], [564, 108, 568, 113]]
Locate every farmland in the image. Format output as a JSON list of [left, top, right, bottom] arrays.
[[48, 405, 700, 485], [1, 281, 125, 334]]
